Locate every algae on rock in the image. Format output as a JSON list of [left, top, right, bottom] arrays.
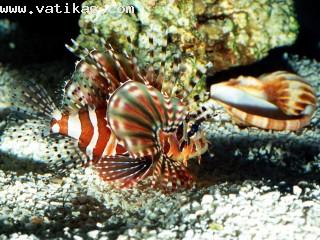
[[77, 0, 298, 98]]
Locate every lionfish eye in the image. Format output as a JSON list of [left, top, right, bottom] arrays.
[[177, 122, 199, 152], [187, 122, 199, 138]]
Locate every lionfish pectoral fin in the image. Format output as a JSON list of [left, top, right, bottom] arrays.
[[4, 78, 56, 121], [94, 155, 153, 188], [4, 115, 50, 137], [152, 154, 194, 192], [108, 81, 186, 157]]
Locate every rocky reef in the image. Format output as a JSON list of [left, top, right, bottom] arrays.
[[77, 0, 298, 93]]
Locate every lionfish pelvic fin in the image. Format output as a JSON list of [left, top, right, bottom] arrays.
[[94, 155, 153, 188], [151, 153, 194, 192]]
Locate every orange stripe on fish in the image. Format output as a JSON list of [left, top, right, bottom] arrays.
[[50, 107, 124, 162], [93, 108, 111, 159], [78, 110, 94, 152]]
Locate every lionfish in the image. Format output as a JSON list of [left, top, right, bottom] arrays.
[[4, 37, 208, 191]]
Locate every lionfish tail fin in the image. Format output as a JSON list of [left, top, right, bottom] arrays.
[[0, 118, 49, 158], [94, 155, 153, 188], [4, 116, 50, 138]]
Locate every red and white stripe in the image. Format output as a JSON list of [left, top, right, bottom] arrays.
[[50, 107, 127, 161]]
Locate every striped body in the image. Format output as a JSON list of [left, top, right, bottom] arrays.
[[50, 107, 126, 161]]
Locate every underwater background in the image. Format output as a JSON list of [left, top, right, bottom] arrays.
[[0, 0, 320, 239]]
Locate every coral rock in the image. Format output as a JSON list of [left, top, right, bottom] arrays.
[[77, 0, 298, 94]]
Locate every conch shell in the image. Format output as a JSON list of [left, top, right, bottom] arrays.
[[210, 71, 317, 131]]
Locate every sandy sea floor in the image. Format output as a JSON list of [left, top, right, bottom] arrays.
[[0, 54, 319, 240]]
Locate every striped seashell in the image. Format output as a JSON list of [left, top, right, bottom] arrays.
[[210, 71, 317, 131]]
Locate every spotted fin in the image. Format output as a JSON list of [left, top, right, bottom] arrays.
[[107, 81, 186, 158], [62, 71, 108, 113], [4, 116, 50, 138], [94, 155, 153, 188], [0, 118, 60, 164], [45, 135, 90, 174], [4, 79, 56, 120]]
